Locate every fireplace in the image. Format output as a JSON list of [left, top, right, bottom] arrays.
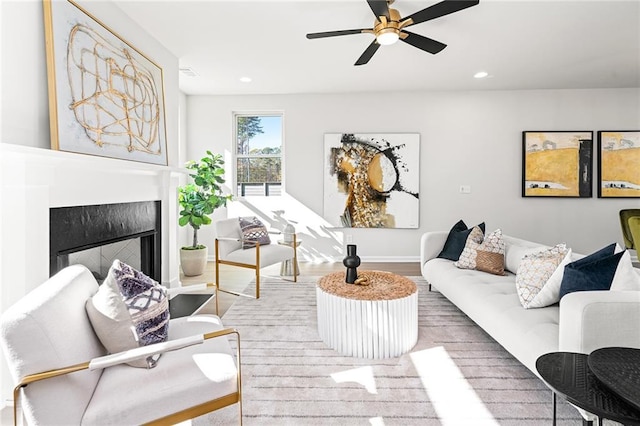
[[50, 201, 161, 281]]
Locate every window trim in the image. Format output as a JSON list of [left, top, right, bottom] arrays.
[[232, 111, 284, 197]]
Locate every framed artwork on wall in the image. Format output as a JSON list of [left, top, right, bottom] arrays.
[[522, 131, 593, 198], [323, 133, 420, 229], [43, 0, 168, 165], [597, 131, 640, 198]]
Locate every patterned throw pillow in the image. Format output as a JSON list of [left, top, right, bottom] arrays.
[[437, 220, 486, 261], [454, 226, 485, 269], [475, 229, 506, 275], [239, 216, 271, 249], [516, 244, 569, 309], [86, 260, 169, 368]]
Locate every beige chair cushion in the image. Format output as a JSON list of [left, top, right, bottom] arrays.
[[82, 315, 238, 425]]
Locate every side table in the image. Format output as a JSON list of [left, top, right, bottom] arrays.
[[278, 240, 300, 277], [316, 271, 418, 359], [536, 351, 640, 426]]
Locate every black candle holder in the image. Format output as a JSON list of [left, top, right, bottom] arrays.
[[343, 244, 361, 284]]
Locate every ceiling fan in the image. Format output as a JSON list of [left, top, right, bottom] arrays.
[[306, 0, 479, 66]]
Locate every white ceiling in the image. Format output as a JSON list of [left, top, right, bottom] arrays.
[[113, 0, 640, 96]]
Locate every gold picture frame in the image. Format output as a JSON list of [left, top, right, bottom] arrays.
[[43, 0, 168, 165]]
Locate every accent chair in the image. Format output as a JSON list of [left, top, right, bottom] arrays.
[[215, 217, 297, 306], [0, 265, 242, 425]]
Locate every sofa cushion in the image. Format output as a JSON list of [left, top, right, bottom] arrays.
[[86, 260, 169, 368], [423, 258, 560, 374], [454, 226, 485, 269], [239, 216, 271, 249], [516, 244, 569, 309], [559, 244, 623, 299], [82, 315, 238, 425], [438, 220, 486, 261], [504, 236, 549, 274]]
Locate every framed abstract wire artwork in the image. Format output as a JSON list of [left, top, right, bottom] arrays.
[[522, 131, 593, 198], [43, 0, 168, 165], [597, 131, 640, 198], [323, 133, 420, 228]]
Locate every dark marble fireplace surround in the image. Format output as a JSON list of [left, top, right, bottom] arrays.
[[49, 201, 161, 281]]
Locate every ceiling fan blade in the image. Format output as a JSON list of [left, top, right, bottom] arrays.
[[402, 0, 479, 27], [355, 40, 380, 66], [400, 31, 447, 54], [367, 0, 390, 20], [306, 29, 369, 39]]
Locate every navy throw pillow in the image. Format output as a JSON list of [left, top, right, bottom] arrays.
[[559, 244, 623, 299], [437, 220, 486, 261]]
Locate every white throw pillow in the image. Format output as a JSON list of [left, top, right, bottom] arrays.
[[516, 244, 569, 309], [610, 250, 640, 291]]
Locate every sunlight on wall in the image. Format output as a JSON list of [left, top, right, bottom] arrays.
[[410, 346, 499, 425], [330, 366, 378, 394], [227, 193, 345, 262]]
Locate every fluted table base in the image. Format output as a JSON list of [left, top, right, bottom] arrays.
[[316, 271, 418, 359]]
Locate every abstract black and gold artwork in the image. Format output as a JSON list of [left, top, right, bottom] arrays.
[[323, 133, 419, 228], [43, 0, 167, 165]]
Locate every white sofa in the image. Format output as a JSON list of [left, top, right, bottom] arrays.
[[420, 231, 640, 375]]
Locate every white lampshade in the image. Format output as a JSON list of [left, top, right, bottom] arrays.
[[376, 30, 399, 46]]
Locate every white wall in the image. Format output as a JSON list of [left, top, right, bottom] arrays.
[[0, 0, 183, 407], [187, 88, 640, 260]]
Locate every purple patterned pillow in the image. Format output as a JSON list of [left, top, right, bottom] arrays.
[[86, 260, 169, 368], [239, 216, 271, 249]]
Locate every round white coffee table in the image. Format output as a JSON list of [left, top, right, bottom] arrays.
[[316, 271, 418, 359]]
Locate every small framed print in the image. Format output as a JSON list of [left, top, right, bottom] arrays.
[[522, 131, 593, 198], [597, 131, 640, 198]]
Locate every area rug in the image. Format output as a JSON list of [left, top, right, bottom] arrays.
[[200, 275, 583, 425]]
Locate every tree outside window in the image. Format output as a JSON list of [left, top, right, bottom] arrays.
[[235, 114, 282, 196]]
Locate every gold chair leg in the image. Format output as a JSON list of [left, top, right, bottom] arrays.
[[215, 239, 220, 315]]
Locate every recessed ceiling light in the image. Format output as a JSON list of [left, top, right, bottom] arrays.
[[474, 71, 489, 79], [239, 77, 252, 83]]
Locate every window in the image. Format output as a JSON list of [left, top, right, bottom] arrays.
[[234, 113, 283, 196]]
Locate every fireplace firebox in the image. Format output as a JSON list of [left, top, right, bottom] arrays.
[[50, 201, 161, 281]]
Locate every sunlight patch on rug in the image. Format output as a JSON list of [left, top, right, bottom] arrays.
[[330, 366, 377, 394], [411, 346, 499, 426]]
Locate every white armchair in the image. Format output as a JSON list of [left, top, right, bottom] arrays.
[[0, 265, 242, 425], [215, 217, 297, 302]]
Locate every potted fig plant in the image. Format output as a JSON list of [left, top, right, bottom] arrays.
[[178, 150, 231, 276]]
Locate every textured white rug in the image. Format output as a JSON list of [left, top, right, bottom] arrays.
[[198, 275, 582, 425]]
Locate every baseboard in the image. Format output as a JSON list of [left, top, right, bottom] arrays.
[[322, 256, 420, 263]]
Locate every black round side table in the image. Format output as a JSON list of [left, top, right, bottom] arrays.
[[588, 347, 640, 412], [536, 351, 640, 426]]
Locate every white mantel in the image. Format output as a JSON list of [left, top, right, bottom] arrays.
[[0, 143, 186, 404]]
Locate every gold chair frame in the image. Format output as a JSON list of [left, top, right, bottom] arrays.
[[215, 233, 298, 310], [11, 329, 243, 426]]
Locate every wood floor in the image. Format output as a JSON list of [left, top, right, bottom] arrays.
[[180, 261, 422, 317]]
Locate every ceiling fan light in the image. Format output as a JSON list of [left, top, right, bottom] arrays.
[[376, 29, 399, 46]]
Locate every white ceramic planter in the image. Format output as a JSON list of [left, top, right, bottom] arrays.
[[180, 246, 208, 276]]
